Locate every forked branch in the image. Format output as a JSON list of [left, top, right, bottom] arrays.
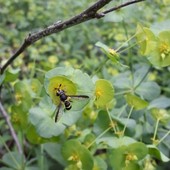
[[0, 0, 145, 74]]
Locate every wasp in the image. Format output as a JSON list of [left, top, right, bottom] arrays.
[[54, 84, 89, 122]]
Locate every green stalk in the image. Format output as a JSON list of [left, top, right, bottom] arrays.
[[87, 126, 112, 149], [0, 136, 21, 169], [40, 144, 44, 170], [92, 58, 108, 77], [115, 90, 132, 96], [152, 119, 160, 143], [157, 130, 170, 145], [117, 104, 128, 118], [122, 106, 134, 135], [134, 66, 151, 90], [107, 108, 116, 132], [116, 34, 137, 52]]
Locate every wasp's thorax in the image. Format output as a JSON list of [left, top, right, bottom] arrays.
[[56, 89, 72, 110], [56, 89, 67, 101]]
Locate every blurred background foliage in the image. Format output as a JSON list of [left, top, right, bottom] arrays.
[[0, 0, 170, 170]]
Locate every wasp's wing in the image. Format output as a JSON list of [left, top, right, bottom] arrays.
[[66, 95, 89, 111], [67, 95, 89, 99], [55, 102, 63, 122]]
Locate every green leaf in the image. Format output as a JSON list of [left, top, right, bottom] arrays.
[[59, 110, 83, 126], [109, 142, 148, 170], [151, 19, 170, 35], [148, 96, 170, 109], [118, 118, 136, 136], [11, 105, 28, 130], [0, 168, 13, 170], [26, 125, 58, 144], [83, 133, 96, 149], [135, 82, 160, 101], [122, 163, 140, 170], [14, 81, 33, 111], [29, 107, 65, 138], [95, 41, 110, 52], [125, 94, 148, 110], [25, 167, 39, 170], [94, 79, 114, 108], [2, 151, 24, 169], [0, 73, 5, 85], [64, 164, 80, 170], [97, 136, 136, 148], [44, 143, 65, 166], [133, 65, 150, 87], [61, 139, 93, 170], [93, 110, 111, 135], [30, 79, 42, 96], [71, 69, 94, 96], [4, 68, 20, 82], [148, 145, 170, 162], [45, 66, 75, 79], [113, 72, 132, 89], [127, 142, 148, 160], [93, 156, 107, 170], [109, 145, 126, 169]]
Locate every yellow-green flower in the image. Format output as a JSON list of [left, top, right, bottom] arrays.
[[94, 79, 114, 108], [146, 31, 170, 67]]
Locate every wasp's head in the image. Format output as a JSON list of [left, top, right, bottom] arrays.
[[55, 84, 66, 96]]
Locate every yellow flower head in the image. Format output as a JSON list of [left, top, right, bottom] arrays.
[[159, 42, 170, 60]]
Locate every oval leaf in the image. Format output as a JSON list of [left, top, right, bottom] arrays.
[[125, 94, 148, 110], [29, 107, 65, 138], [148, 145, 170, 162]]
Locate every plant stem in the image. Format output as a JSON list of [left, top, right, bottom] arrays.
[[39, 145, 44, 170], [158, 130, 170, 145], [0, 136, 21, 169], [115, 90, 132, 96], [92, 58, 108, 77], [134, 66, 151, 90], [116, 34, 137, 52], [122, 106, 134, 135], [87, 126, 112, 149], [0, 101, 23, 154], [152, 119, 160, 142], [107, 108, 116, 132], [117, 104, 128, 118]]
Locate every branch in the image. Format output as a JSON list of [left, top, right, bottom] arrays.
[[103, 0, 145, 14], [0, 101, 23, 154], [0, 0, 145, 74]]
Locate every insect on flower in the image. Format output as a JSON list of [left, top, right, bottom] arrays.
[[54, 84, 89, 122]]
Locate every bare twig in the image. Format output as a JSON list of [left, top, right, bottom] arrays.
[[0, 101, 23, 154], [103, 0, 145, 14], [0, 0, 145, 74]]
